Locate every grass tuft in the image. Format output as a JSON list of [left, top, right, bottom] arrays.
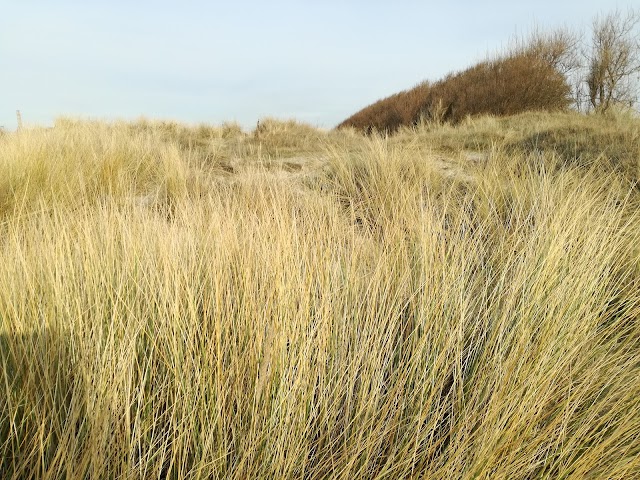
[[1, 113, 639, 478]]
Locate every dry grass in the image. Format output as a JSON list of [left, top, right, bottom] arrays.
[[394, 109, 640, 184], [1, 114, 639, 479]]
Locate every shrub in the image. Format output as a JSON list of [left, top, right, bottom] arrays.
[[337, 82, 431, 133], [423, 52, 571, 124], [338, 50, 571, 134]]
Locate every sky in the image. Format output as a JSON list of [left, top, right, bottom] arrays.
[[0, 0, 631, 130]]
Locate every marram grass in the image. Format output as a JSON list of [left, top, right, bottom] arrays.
[[1, 117, 639, 479]]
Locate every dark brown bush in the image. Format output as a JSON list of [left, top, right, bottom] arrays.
[[338, 82, 430, 134], [338, 52, 572, 134], [426, 53, 572, 123]]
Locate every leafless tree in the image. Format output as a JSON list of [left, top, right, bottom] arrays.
[[585, 9, 640, 112]]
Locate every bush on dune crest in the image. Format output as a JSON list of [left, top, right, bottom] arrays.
[[337, 50, 571, 134]]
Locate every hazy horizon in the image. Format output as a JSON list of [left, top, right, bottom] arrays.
[[1, 0, 629, 131]]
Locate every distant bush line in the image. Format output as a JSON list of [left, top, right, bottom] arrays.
[[338, 52, 571, 133], [338, 8, 640, 134]]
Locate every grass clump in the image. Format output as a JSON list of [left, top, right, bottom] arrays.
[[1, 113, 639, 478], [391, 110, 640, 184], [253, 117, 329, 156], [0, 121, 188, 220]]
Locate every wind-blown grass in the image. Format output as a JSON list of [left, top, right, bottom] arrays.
[[1, 116, 639, 479]]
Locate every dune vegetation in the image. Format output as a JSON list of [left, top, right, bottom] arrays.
[[336, 50, 572, 134], [339, 9, 640, 134], [1, 111, 639, 479]]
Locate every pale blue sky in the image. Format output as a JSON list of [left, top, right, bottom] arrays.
[[0, 1, 628, 130]]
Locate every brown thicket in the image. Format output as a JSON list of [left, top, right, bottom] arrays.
[[337, 82, 431, 134], [424, 53, 571, 123], [338, 51, 571, 133]]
